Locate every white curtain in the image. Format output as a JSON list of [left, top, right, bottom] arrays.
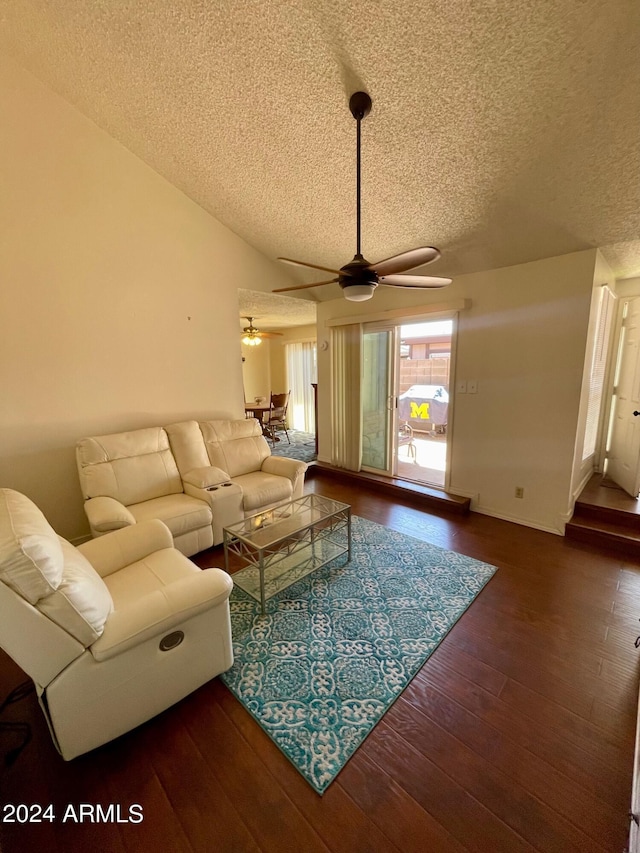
[[331, 324, 362, 470], [285, 341, 317, 432]]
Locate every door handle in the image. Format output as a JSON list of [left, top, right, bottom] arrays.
[[634, 411, 640, 416]]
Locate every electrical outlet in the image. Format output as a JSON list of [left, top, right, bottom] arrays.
[[515, 487, 524, 499]]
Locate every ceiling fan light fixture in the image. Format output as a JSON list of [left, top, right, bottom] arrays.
[[343, 283, 376, 302], [241, 333, 262, 346]]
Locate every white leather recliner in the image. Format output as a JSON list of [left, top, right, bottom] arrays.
[[0, 488, 233, 761], [76, 426, 215, 556], [200, 418, 306, 512], [166, 419, 307, 537]]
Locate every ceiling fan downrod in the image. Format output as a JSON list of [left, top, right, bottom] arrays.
[[349, 91, 372, 260]]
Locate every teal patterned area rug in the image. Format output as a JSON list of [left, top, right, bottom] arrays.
[[221, 515, 497, 794], [271, 429, 317, 463]]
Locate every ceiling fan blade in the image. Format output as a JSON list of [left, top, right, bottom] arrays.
[[278, 257, 341, 275], [370, 247, 441, 276], [379, 274, 453, 288], [273, 278, 338, 293], [259, 331, 284, 338]]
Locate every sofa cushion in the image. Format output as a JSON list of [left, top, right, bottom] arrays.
[[232, 471, 293, 513], [128, 494, 212, 539], [182, 466, 230, 489], [38, 538, 114, 646], [164, 420, 210, 477], [0, 488, 63, 604], [76, 427, 183, 506], [200, 419, 270, 478]]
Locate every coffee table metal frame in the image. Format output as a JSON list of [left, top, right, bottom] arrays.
[[223, 494, 351, 614]]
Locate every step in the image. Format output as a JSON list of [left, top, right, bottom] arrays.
[[565, 515, 640, 557], [307, 461, 470, 515], [573, 499, 640, 529]]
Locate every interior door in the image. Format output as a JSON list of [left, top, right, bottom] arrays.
[[607, 297, 640, 497]]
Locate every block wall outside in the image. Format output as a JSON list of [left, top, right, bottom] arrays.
[[399, 358, 450, 394]]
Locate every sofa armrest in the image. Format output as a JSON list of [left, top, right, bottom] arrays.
[[77, 520, 174, 578], [89, 568, 233, 661], [182, 466, 230, 489], [84, 496, 136, 534], [261, 456, 308, 483]]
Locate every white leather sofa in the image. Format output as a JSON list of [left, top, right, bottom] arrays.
[[0, 488, 233, 760], [76, 419, 307, 555]]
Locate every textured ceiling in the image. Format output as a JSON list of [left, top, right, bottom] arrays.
[[2, 0, 640, 314], [238, 289, 316, 330]]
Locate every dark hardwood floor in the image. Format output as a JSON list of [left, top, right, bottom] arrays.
[[1, 472, 639, 852]]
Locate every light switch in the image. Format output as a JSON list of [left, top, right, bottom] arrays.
[[468, 380, 478, 394], [456, 381, 467, 394]]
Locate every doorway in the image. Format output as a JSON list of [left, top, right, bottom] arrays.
[[361, 317, 454, 487], [604, 294, 640, 497]]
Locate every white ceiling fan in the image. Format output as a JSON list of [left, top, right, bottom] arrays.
[[273, 91, 452, 302]]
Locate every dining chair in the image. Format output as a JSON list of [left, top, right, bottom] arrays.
[[266, 391, 291, 444]]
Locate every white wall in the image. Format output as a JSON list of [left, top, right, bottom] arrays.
[[0, 57, 289, 540], [316, 249, 597, 533]]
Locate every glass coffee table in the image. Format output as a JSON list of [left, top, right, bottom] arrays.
[[223, 494, 351, 613]]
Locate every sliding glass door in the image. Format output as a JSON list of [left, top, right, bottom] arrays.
[[361, 316, 454, 487], [396, 319, 453, 487], [361, 326, 396, 475]]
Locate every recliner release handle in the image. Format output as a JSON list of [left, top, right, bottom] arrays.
[[159, 631, 184, 651]]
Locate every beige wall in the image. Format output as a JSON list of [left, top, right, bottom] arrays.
[[269, 324, 318, 393], [0, 57, 290, 541], [241, 338, 272, 402], [242, 323, 317, 406], [316, 249, 598, 533], [616, 276, 640, 298]]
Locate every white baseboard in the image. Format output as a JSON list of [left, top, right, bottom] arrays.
[[309, 469, 563, 535], [471, 505, 563, 536], [571, 468, 594, 503]]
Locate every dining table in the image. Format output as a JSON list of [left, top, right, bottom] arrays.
[[244, 403, 279, 441]]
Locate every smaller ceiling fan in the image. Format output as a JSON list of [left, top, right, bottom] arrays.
[[241, 317, 283, 347], [273, 91, 452, 302]]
